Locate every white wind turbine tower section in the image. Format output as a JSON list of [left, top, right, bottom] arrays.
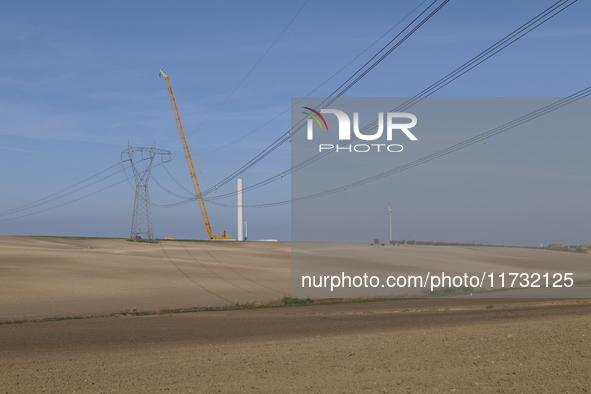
[[237, 178, 244, 241]]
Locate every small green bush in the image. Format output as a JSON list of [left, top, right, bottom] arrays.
[[280, 296, 314, 306]]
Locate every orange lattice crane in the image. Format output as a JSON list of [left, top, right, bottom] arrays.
[[159, 70, 229, 240]]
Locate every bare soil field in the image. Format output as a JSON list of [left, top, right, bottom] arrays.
[[293, 242, 591, 298], [1, 236, 591, 392], [1, 298, 590, 392], [0, 236, 290, 321], [2, 236, 590, 322]]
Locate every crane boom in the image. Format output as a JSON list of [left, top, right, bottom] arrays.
[[159, 70, 229, 240]]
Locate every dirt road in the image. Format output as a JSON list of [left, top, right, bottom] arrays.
[[1, 298, 590, 392]]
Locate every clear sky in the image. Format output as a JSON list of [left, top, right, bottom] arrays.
[[0, 0, 589, 243]]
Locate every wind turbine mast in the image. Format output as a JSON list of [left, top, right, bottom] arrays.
[[387, 202, 393, 243]]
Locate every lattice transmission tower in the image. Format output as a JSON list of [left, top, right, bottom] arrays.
[[122, 144, 171, 242]]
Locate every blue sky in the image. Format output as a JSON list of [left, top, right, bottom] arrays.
[[0, 0, 589, 243]]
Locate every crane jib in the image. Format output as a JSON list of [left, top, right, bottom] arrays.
[[160, 71, 229, 240]]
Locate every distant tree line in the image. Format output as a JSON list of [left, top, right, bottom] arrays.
[[375, 239, 589, 253], [412, 241, 493, 246], [390, 240, 412, 245], [387, 240, 493, 246], [541, 245, 588, 254]]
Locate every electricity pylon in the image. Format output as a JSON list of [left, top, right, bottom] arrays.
[[122, 144, 171, 242]]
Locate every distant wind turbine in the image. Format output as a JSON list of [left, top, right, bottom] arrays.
[[386, 202, 393, 243]]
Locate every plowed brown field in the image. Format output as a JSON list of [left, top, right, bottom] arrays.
[[1, 237, 590, 392]]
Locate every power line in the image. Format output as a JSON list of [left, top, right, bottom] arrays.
[[197, 0, 430, 155], [246, 0, 579, 197], [207, 0, 578, 200], [162, 164, 194, 195], [0, 178, 129, 223], [207, 86, 591, 208], [0, 160, 122, 208], [207, 0, 450, 193], [160, 0, 577, 207], [153, 0, 434, 205], [181, 0, 310, 147], [150, 0, 449, 208], [156, 85, 591, 208], [0, 163, 124, 218], [151, 173, 192, 200], [151, 0, 447, 208]]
